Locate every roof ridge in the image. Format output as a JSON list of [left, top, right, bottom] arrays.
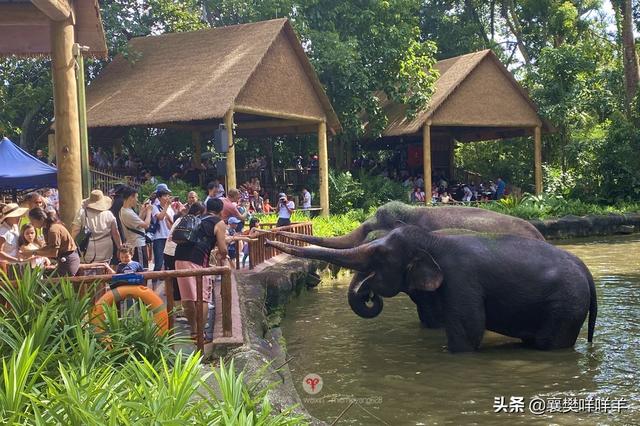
[[128, 18, 289, 43]]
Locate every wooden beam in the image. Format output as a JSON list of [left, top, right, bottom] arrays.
[[235, 124, 318, 138], [51, 16, 82, 227], [0, 4, 49, 26], [235, 119, 311, 130], [534, 125, 543, 195], [225, 110, 236, 190], [318, 121, 329, 216], [192, 131, 201, 167], [233, 105, 323, 123], [31, 0, 71, 21], [422, 123, 432, 204]]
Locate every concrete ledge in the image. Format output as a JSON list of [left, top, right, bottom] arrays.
[[232, 255, 327, 425], [529, 213, 640, 240]]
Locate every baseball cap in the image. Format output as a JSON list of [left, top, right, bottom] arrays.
[[278, 193, 286, 199], [155, 183, 171, 193], [228, 217, 241, 225]]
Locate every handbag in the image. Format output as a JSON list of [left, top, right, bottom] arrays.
[[126, 226, 153, 245], [76, 209, 97, 262], [75, 210, 92, 255]]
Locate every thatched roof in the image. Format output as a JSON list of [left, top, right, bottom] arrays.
[[375, 49, 552, 139], [0, 0, 107, 58], [86, 19, 340, 132]]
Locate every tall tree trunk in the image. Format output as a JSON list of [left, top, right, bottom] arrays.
[[620, 0, 639, 115], [501, 0, 531, 65], [19, 105, 39, 149]]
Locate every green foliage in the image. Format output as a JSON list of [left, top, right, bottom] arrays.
[[327, 170, 408, 214], [139, 178, 205, 203], [0, 268, 305, 425]]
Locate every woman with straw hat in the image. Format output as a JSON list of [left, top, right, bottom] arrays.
[[0, 203, 30, 268], [71, 190, 122, 264]]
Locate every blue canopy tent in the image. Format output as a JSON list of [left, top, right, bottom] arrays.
[[0, 137, 57, 190]]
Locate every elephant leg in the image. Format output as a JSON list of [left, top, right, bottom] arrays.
[[443, 302, 486, 353], [532, 309, 584, 350], [409, 291, 444, 329]]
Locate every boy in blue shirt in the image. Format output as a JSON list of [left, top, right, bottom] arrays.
[[116, 244, 145, 274]]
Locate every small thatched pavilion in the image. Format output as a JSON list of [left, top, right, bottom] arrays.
[[85, 18, 340, 216], [365, 49, 552, 195], [0, 0, 107, 225]]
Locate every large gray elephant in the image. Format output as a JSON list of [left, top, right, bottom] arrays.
[[267, 226, 597, 353], [277, 201, 544, 248], [276, 201, 544, 326]]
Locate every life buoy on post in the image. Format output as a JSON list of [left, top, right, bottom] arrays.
[[91, 285, 168, 335]]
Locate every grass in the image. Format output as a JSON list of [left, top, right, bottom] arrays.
[[0, 268, 307, 425]]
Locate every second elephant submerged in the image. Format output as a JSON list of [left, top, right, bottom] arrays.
[[267, 225, 597, 353]]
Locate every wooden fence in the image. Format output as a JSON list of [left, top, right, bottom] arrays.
[[90, 168, 141, 193], [229, 222, 313, 270], [51, 266, 232, 353]]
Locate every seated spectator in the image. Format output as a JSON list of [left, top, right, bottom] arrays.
[[263, 199, 273, 213], [440, 192, 451, 204]]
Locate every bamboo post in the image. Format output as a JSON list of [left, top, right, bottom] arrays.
[[422, 122, 432, 204], [51, 17, 82, 227], [222, 270, 232, 337], [534, 125, 543, 195], [166, 276, 175, 331], [47, 133, 55, 163], [74, 43, 91, 198], [318, 121, 329, 216], [196, 275, 204, 352], [224, 110, 236, 190]]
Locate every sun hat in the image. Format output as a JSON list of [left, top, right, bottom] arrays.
[[155, 183, 171, 193], [85, 190, 112, 211], [0, 203, 29, 223], [228, 217, 241, 225]]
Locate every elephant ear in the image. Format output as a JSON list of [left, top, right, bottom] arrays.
[[406, 251, 443, 292]]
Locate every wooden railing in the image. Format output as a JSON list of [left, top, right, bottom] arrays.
[[53, 266, 232, 353], [241, 222, 313, 269], [90, 168, 141, 193]]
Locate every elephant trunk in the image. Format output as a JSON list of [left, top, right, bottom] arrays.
[[265, 239, 374, 271], [348, 273, 383, 318], [276, 225, 368, 249]]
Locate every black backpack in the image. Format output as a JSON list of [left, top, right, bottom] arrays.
[[172, 215, 202, 245]]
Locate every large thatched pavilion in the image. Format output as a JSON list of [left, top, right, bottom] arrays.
[[85, 18, 340, 216], [0, 0, 107, 225], [365, 49, 552, 195]]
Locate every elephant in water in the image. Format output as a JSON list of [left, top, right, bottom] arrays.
[[267, 225, 597, 352], [276, 201, 545, 326]]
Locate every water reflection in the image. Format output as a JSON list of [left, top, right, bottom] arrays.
[[281, 234, 640, 425]]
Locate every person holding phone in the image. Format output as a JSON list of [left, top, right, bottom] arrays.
[[276, 193, 295, 227], [119, 186, 152, 268]]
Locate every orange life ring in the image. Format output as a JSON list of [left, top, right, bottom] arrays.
[[91, 285, 168, 335]]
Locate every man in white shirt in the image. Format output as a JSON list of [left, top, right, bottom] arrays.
[[276, 192, 295, 227], [301, 188, 312, 209]]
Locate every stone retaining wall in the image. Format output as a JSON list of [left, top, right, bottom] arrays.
[[231, 256, 327, 425], [529, 213, 640, 240]]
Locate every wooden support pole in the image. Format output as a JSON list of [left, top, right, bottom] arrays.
[[51, 17, 82, 227], [224, 110, 236, 190], [32, 0, 71, 21], [74, 43, 91, 198], [192, 131, 201, 167], [47, 133, 55, 163], [318, 121, 329, 216], [222, 270, 232, 337], [534, 125, 543, 195], [422, 123, 432, 204], [196, 275, 204, 352], [448, 137, 455, 181]]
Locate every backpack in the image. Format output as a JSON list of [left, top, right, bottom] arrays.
[[172, 214, 202, 245]]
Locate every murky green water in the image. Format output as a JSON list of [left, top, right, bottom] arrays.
[[280, 234, 640, 425]]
